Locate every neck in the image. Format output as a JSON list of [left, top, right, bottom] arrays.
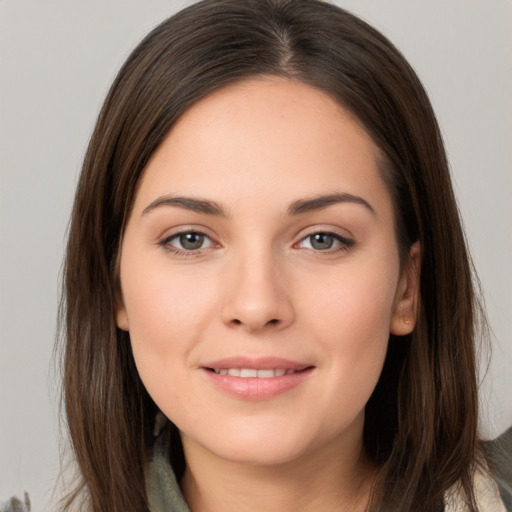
[[180, 429, 374, 512]]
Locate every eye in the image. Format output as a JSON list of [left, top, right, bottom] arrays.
[[297, 232, 354, 252], [161, 231, 215, 253]]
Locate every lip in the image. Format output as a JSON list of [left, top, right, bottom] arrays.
[[200, 356, 315, 401], [202, 356, 311, 371]]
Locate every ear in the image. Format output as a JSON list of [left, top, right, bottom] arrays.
[[390, 241, 421, 336], [116, 293, 130, 331]]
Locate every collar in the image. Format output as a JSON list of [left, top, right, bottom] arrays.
[[146, 430, 507, 512], [147, 431, 190, 512]]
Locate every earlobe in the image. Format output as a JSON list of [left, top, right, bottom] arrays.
[[390, 241, 421, 336], [116, 306, 130, 331], [116, 293, 130, 331], [115, 269, 130, 330]]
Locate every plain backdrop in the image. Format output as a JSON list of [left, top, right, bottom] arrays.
[[1, 1, 511, 510]]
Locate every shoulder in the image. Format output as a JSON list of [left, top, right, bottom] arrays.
[[147, 430, 190, 512], [0, 493, 30, 512], [485, 426, 512, 511], [445, 466, 509, 512], [445, 427, 512, 511]]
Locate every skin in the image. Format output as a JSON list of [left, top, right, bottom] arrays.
[[116, 78, 420, 512]]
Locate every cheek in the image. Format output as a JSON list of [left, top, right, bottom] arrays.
[[306, 258, 398, 341], [124, 282, 202, 422], [119, 256, 217, 398], [302, 259, 398, 394], [122, 255, 214, 340]]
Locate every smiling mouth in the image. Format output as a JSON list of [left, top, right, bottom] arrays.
[[207, 368, 307, 378], [202, 362, 314, 399]]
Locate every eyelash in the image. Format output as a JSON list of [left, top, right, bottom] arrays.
[[159, 230, 216, 257], [159, 230, 355, 257], [295, 231, 355, 255]]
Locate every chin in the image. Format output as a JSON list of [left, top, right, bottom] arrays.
[[181, 414, 338, 468], [207, 437, 311, 467]]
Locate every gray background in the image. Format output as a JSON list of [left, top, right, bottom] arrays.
[[1, 1, 511, 510]]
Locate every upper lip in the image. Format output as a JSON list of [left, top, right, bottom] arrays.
[[201, 356, 312, 371]]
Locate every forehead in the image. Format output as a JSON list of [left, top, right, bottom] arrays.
[[133, 78, 391, 218]]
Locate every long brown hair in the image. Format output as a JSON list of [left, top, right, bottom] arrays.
[[59, 1, 485, 510]]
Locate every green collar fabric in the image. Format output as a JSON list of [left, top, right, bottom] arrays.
[[147, 430, 509, 512], [147, 433, 190, 512]]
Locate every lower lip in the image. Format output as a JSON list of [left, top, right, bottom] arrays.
[[202, 368, 314, 401]]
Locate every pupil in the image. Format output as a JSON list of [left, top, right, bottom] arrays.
[[180, 233, 203, 250], [311, 233, 333, 250]]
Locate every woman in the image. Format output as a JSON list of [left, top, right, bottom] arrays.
[[58, 0, 508, 511]]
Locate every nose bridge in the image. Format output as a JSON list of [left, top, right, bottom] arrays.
[[221, 239, 294, 331]]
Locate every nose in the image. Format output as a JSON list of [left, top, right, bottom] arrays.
[[220, 248, 295, 332]]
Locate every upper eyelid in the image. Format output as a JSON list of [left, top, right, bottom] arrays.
[[156, 226, 355, 247], [162, 230, 216, 245], [293, 227, 356, 252], [164, 228, 211, 238], [158, 225, 217, 241], [295, 225, 355, 241], [296, 232, 354, 247], [159, 231, 218, 255]]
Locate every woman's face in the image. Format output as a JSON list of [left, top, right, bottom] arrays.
[[117, 78, 418, 467]]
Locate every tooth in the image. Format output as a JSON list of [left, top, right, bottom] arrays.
[[240, 369, 258, 378], [220, 368, 298, 378], [257, 369, 275, 378]]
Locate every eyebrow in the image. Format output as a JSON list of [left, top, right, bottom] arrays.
[[287, 193, 375, 216], [142, 196, 228, 217], [142, 192, 375, 217]]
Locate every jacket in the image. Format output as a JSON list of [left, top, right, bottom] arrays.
[[146, 431, 509, 512]]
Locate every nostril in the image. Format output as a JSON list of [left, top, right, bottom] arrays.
[[229, 318, 280, 327]]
